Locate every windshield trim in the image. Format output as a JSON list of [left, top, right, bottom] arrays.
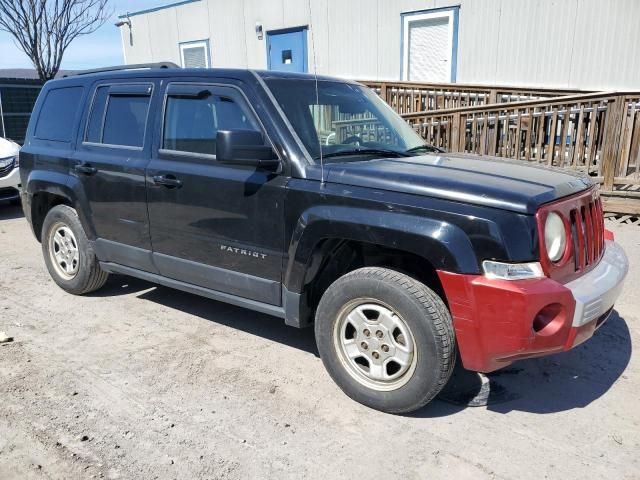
[[251, 70, 315, 165]]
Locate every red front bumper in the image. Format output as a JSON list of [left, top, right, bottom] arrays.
[[437, 271, 610, 373]]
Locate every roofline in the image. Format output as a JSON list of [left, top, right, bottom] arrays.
[[117, 0, 200, 19]]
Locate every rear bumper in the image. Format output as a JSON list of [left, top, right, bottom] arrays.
[[438, 240, 628, 372]]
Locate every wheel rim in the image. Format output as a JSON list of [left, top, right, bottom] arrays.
[[333, 299, 418, 392], [48, 222, 80, 280]]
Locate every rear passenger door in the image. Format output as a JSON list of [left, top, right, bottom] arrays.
[[75, 81, 157, 272], [145, 82, 286, 306]]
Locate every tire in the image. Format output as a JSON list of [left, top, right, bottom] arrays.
[[315, 267, 456, 414], [41, 205, 108, 295]]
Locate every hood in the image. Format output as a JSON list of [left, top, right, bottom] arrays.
[[0, 137, 20, 158], [324, 153, 592, 214]]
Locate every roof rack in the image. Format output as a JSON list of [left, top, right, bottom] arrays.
[[64, 62, 180, 77]]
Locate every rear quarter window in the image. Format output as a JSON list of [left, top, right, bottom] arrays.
[[34, 86, 84, 142]]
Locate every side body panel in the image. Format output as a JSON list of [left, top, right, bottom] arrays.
[[145, 77, 288, 305], [282, 172, 539, 296]]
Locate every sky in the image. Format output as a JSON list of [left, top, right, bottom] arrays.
[[0, 0, 166, 70]]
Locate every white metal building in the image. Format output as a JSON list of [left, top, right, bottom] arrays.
[[118, 0, 640, 90]]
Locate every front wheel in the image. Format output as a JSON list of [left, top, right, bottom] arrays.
[[315, 267, 456, 414], [41, 205, 108, 295]]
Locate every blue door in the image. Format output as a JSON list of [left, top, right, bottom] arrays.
[[267, 28, 308, 73]]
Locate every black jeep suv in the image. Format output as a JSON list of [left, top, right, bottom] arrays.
[[20, 64, 628, 413]]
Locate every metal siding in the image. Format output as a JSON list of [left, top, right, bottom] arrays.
[[122, 0, 640, 89], [569, 0, 640, 90], [125, 15, 154, 64], [146, 9, 181, 64], [208, 0, 247, 68], [242, 0, 285, 69], [326, 0, 379, 79], [176, 1, 211, 42]]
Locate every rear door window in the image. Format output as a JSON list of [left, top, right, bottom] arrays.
[[161, 84, 258, 156], [85, 84, 152, 148], [34, 86, 84, 142]]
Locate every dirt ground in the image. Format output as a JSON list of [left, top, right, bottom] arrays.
[[0, 202, 638, 480]]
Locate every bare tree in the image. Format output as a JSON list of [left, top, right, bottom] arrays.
[[0, 0, 112, 81]]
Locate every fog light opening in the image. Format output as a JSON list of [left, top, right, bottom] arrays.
[[532, 303, 565, 336]]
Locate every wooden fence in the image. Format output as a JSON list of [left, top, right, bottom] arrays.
[[362, 80, 585, 114], [396, 91, 640, 214]]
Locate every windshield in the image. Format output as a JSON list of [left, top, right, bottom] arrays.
[[263, 78, 435, 163]]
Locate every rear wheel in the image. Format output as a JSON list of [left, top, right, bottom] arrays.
[[315, 267, 455, 413], [41, 205, 108, 294]]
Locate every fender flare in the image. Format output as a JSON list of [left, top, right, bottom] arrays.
[[26, 171, 96, 240], [284, 205, 479, 293]]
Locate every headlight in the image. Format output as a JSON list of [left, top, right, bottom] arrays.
[[544, 212, 567, 262], [0, 156, 14, 169]]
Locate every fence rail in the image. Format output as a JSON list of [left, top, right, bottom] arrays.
[[362, 80, 586, 114]]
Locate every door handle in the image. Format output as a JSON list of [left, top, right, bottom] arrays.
[[75, 164, 98, 175], [152, 175, 182, 188]]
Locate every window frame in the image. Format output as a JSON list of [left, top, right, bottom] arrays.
[[82, 82, 154, 151], [179, 39, 211, 69], [158, 82, 273, 162]]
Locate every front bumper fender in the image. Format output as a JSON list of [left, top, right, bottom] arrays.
[[438, 240, 628, 372]]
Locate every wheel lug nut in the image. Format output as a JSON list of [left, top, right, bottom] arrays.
[[360, 342, 368, 350], [372, 351, 380, 359], [381, 344, 389, 352], [363, 329, 370, 337], [376, 330, 383, 339]]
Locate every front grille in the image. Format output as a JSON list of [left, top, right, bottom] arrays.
[[536, 186, 605, 283], [0, 158, 15, 178], [570, 196, 605, 272]]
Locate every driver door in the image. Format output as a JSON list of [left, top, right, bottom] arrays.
[[146, 82, 287, 305]]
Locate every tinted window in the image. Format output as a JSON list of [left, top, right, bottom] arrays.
[[85, 86, 109, 143], [162, 91, 257, 155], [102, 95, 150, 147], [34, 86, 84, 142]]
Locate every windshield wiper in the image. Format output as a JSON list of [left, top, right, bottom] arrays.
[[317, 148, 411, 160], [405, 144, 444, 154]]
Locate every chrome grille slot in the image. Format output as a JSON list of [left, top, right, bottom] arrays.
[[569, 197, 604, 273]]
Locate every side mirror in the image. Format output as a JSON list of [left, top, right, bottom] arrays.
[[216, 130, 279, 168]]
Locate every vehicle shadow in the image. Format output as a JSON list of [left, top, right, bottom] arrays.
[[91, 275, 632, 416], [131, 281, 320, 356], [414, 310, 632, 417], [0, 203, 24, 220], [87, 274, 157, 298]]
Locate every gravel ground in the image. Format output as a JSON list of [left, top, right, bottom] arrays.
[[0, 203, 638, 480]]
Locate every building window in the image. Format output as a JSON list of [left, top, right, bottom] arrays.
[[180, 40, 211, 68], [401, 7, 459, 83]]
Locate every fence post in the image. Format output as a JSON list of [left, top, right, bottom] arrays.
[[601, 96, 626, 192], [379, 83, 388, 104], [451, 113, 461, 152], [488, 89, 498, 105]]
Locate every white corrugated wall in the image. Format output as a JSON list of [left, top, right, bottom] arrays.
[[121, 0, 640, 90]]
